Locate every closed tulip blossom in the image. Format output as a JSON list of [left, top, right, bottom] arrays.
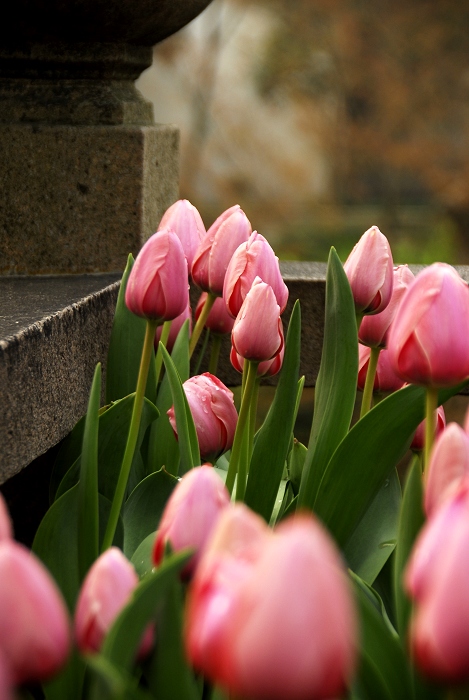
[[405, 480, 469, 683], [75, 547, 151, 655], [232, 279, 283, 362], [424, 423, 469, 517], [0, 541, 70, 684], [230, 327, 285, 378], [125, 227, 189, 322], [154, 302, 192, 353], [158, 199, 206, 270], [410, 405, 445, 453], [344, 226, 394, 315], [388, 263, 469, 387], [0, 651, 12, 700], [196, 292, 234, 336], [223, 232, 289, 318], [191, 205, 252, 297], [168, 373, 238, 462], [357, 344, 405, 393], [153, 466, 231, 575], [359, 265, 414, 348]]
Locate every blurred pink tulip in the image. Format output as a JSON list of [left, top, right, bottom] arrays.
[[0, 650, 13, 700], [344, 226, 394, 315], [158, 199, 206, 270], [154, 303, 192, 353], [0, 493, 12, 542], [230, 326, 285, 378], [388, 263, 469, 387], [357, 345, 405, 393], [0, 541, 70, 684], [232, 279, 283, 362], [410, 405, 446, 453], [406, 481, 469, 683], [75, 547, 152, 655], [125, 228, 189, 322], [223, 231, 288, 318], [168, 373, 238, 462], [191, 205, 252, 296], [195, 292, 234, 335], [359, 265, 414, 347], [153, 466, 231, 575], [424, 423, 469, 517]]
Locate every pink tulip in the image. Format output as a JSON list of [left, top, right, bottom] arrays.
[[344, 226, 394, 315], [158, 199, 206, 270], [191, 205, 252, 296], [153, 466, 231, 575], [125, 227, 189, 322], [357, 345, 405, 393], [168, 373, 238, 462], [388, 263, 469, 387], [0, 493, 12, 542], [230, 327, 285, 378], [154, 302, 192, 353], [223, 231, 288, 318], [405, 480, 469, 683], [195, 292, 234, 335], [424, 423, 469, 517], [410, 406, 446, 453], [232, 279, 283, 362], [0, 541, 70, 684], [359, 265, 414, 347], [75, 547, 152, 655], [0, 650, 13, 700]]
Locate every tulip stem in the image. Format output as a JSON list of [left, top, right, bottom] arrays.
[[360, 346, 380, 419], [102, 319, 158, 552], [355, 311, 364, 334], [208, 334, 222, 375], [154, 320, 172, 388], [226, 360, 259, 499], [424, 386, 439, 474], [189, 292, 216, 357]]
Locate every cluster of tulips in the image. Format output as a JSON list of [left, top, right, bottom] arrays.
[[3, 200, 469, 700]]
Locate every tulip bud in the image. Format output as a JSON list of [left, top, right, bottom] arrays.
[[75, 547, 152, 655], [344, 226, 394, 315], [424, 423, 469, 517], [0, 650, 12, 700], [230, 328, 285, 378], [357, 345, 405, 393], [405, 481, 469, 683], [168, 373, 238, 463], [154, 303, 192, 353], [158, 199, 206, 270], [153, 465, 231, 576], [191, 205, 252, 296], [388, 263, 469, 387], [232, 279, 283, 362], [0, 541, 70, 684], [359, 265, 414, 347], [410, 405, 445, 453], [125, 228, 189, 322], [196, 292, 234, 335], [0, 493, 12, 542], [223, 231, 288, 318]]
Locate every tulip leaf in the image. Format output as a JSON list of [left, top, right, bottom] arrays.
[[32, 484, 123, 611], [123, 469, 179, 559], [344, 468, 401, 585], [78, 363, 101, 580], [313, 383, 463, 549], [86, 654, 154, 700], [43, 648, 85, 700], [131, 531, 156, 578], [393, 454, 425, 639], [244, 300, 301, 522], [160, 343, 200, 471], [147, 321, 190, 475], [105, 254, 157, 405], [298, 247, 358, 512]]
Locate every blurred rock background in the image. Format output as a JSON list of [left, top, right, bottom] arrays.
[[137, 0, 469, 264]]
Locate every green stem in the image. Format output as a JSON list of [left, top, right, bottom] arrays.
[[154, 320, 171, 388], [189, 292, 216, 357], [193, 328, 211, 375], [355, 311, 364, 334], [101, 319, 158, 551], [208, 334, 222, 375], [360, 346, 380, 419], [424, 386, 439, 475], [248, 376, 260, 458]]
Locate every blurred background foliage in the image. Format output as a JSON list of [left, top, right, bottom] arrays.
[[137, 0, 469, 264]]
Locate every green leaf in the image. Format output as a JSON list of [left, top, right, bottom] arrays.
[[344, 468, 401, 585], [86, 654, 154, 700], [244, 300, 301, 522], [147, 321, 190, 475], [288, 439, 307, 496], [298, 247, 358, 511], [42, 649, 85, 700], [160, 343, 200, 472], [105, 254, 157, 405], [131, 532, 156, 578], [78, 363, 101, 580], [123, 469, 178, 559], [393, 454, 425, 639]]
